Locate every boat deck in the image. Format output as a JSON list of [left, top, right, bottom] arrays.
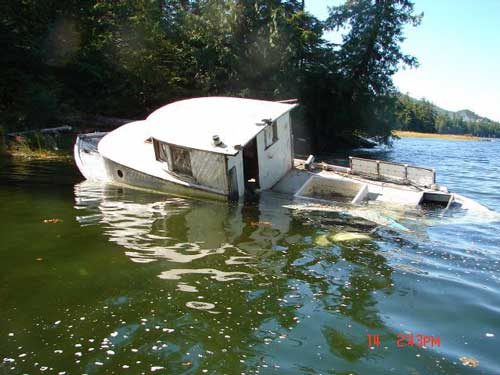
[[273, 159, 428, 206]]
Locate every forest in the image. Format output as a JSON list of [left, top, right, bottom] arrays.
[[1, 0, 496, 156], [395, 95, 500, 138]]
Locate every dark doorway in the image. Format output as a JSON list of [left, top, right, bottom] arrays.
[[243, 137, 260, 191], [228, 167, 239, 201]]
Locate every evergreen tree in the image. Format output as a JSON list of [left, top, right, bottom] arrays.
[[302, 0, 423, 149]]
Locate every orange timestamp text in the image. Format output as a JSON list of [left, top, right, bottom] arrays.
[[367, 333, 441, 348]]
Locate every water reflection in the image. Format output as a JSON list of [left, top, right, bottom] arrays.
[[75, 182, 246, 265], [70, 182, 404, 373]]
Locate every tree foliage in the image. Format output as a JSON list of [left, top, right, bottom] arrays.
[[302, 0, 422, 148], [1, 0, 427, 149]]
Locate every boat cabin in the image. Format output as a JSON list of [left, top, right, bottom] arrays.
[[146, 97, 297, 200]]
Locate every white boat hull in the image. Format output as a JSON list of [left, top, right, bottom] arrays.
[[73, 133, 108, 182], [74, 133, 226, 201], [101, 156, 226, 201]]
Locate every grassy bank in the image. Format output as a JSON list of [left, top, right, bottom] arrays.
[[7, 147, 72, 161], [1, 131, 73, 161], [393, 130, 481, 141]]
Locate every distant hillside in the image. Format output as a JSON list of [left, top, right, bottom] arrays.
[[408, 96, 497, 124], [454, 109, 485, 122], [396, 94, 500, 138]]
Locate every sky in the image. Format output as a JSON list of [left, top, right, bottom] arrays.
[[305, 0, 500, 122]]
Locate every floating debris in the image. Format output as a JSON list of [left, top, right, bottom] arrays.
[[314, 234, 331, 247], [176, 283, 198, 293], [43, 218, 62, 224], [315, 231, 372, 245], [329, 232, 371, 243], [186, 301, 216, 310]]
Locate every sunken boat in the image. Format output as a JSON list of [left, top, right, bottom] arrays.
[[75, 97, 494, 226]]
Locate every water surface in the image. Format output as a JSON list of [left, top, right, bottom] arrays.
[[1, 138, 499, 374]]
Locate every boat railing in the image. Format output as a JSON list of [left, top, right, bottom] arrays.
[[77, 132, 108, 153], [349, 156, 435, 187]]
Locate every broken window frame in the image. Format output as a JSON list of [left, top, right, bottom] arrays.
[[170, 145, 193, 176], [153, 139, 193, 177], [264, 121, 278, 149]]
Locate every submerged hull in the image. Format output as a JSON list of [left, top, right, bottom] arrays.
[[276, 161, 498, 228]]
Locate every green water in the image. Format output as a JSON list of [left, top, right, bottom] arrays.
[[1, 138, 500, 374]]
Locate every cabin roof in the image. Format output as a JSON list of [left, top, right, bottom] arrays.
[[147, 97, 296, 155]]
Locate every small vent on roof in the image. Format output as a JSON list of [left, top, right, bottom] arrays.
[[256, 118, 272, 126], [213, 135, 224, 147]]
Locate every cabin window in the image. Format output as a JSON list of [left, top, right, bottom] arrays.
[[264, 121, 278, 148], [170, 145, 193, 176], [156, 141, 170, 163], [154, 140, 193, 177]]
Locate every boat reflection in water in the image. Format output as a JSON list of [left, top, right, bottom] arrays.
[[74, 181, 296, 278]]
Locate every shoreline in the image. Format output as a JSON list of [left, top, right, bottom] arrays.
[[392, 130, 482, 141]]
